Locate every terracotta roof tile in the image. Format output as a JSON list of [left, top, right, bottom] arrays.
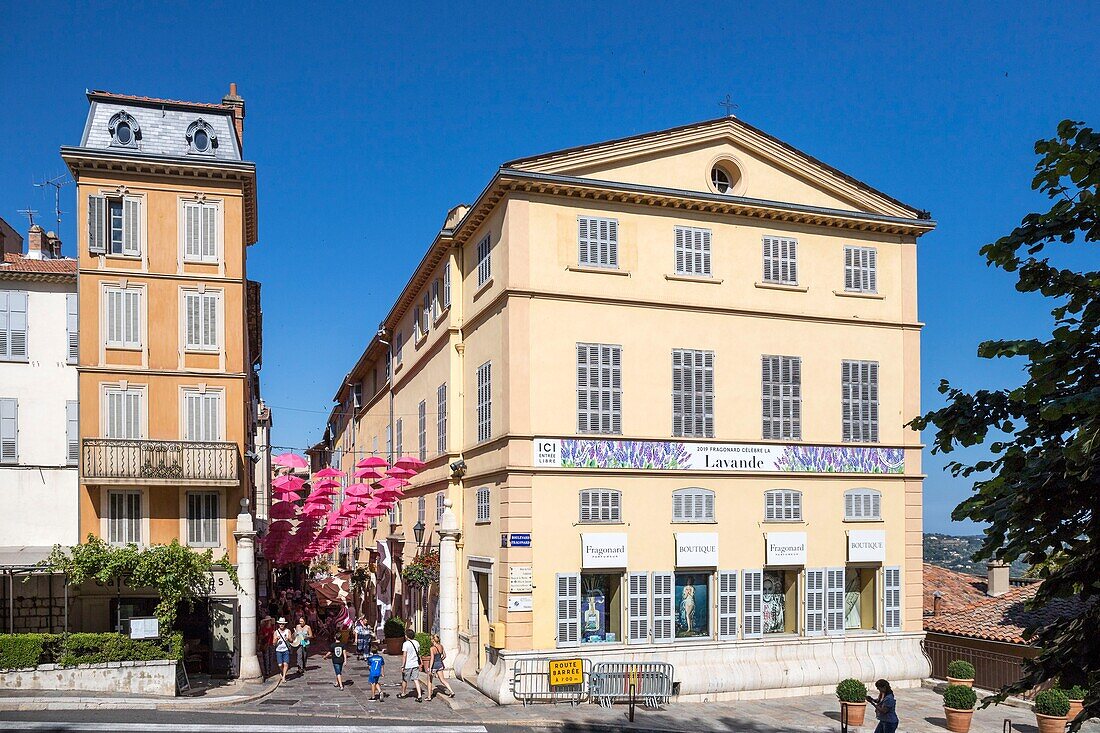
[[88, 90, 231, 112], [923, 563, 988, 615], [0, 253, 76, 275], [924, 579, 1087, 644]]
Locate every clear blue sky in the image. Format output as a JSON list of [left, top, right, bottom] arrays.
[[4, 1, 1096, 533]]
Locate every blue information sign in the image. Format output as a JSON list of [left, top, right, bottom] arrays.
[[509, 533, 532, 548]]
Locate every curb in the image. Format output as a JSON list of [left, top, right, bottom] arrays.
[[0, 678, 281, 713], [160, 677, 282, 710]]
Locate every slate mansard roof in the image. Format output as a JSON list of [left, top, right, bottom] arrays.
[[78, 90, 242, 162]]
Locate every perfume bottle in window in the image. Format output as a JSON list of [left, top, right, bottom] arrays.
[[583, 597, 599, 634]]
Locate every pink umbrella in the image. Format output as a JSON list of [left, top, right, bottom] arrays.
[[307, 486, 340, 497], [272, 475, 306, 490], [273, 453, 308, 469], [267, 520, 294, 534], [272, 488, 305, 502], [356, 456, 389, 469], [312, 478, 342, 490], [345, 483, 372, 496], [269, 502, 299, 519], [394, 455, 425, 470], [387, 466, 412, 479], [314, 467, 343, 479], [353, 468, 383, 480], [375, 477, 403, 490]]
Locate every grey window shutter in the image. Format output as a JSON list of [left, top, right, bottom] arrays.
[[742, 569, 763, 638], [651, 572, 674, 644], [443, 262, 451, 308], [0, 398, 17, 463], [576, 344, 589, 433], [0, 291, 8, 358], [66, 293, 79, 363], [806, 569, 826, 636], [418, 400, 426, 461], [7, 291, 27, 359], [556, 573, 580, 647], [202, 204, 217, 260], [66, 400, 79, 465], [717, 571, 738, 640], [396, 418, 403, 456], [88, 195, 106, 255], [674, 227, 686, 274], [671, 350, 684, 436], [628, 572, 650, 644], [579, 490, 592, 522], [826, 567, 846, 636], [437, 383, 447, 454], [703, 351, 714, 437], [844, 246, 854, 290], [609, 345, 622, 434], [185, 293, 199, 348], [203, 293, 217, 349], [609, 490, 621, 521], [122, 198, 141, 256], [867, 248, 878, 293], [184, 203, 199, 259], [884, 566, 902, 632], [607, 219, 618, 267]]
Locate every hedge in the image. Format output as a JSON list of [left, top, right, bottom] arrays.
[[0, 633, 183, 669]]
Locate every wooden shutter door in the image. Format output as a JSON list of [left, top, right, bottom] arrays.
[[651, 571, 674, 644], [742, 569, 763, 638], [88, 195, 106, 255], [805, 569, 826, 636], [717, 570, 738, 640], [7, 291, 27, 359], [884, 566, 902, 632], [123, 198, 141, 256], [203, 294, 218, 349], [627, 572, 649, 644], [556, 573, 580, 647], [674, 227, 686, 273], [66, 401, 79, 465], [826, 567, 845, 636], [184, 202, 199, 259], [0, 399, 17, 463], [67, 293, 79, 363], [202, 204, 217, 260]]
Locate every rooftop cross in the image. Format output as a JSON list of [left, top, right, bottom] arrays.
[[718, 94, 738, 117]]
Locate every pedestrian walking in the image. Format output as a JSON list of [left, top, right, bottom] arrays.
[[258, 616, 275, 679], [273, 617, 293, 683], [870, 679, 899, 733], [399, 628, 423, 702], [354, 616, 371, 661], [426, 634, 454, 699], [294, 615, 313, 673], [324, 638, 347, 690], [366, 643, 387, 701]]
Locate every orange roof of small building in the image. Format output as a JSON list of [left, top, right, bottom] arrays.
[[923, 563, 989, 615], [0, 252, 76, 276], [923, 582, 1088, 644]]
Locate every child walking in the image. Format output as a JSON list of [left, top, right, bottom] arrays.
[[366, 643, 387, 701], [324, 638, 347, 690]]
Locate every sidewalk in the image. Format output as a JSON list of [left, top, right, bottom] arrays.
[[0, 675, 279, 712]]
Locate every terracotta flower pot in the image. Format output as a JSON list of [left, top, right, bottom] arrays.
[[840, 701, 867, 727], [1068, 699, 1083, 721], [420, 655, 432, 673], [944, 706, 974, 733], [384, 635, 404, 655], [947, 676, 975, 688], [1035, 712, 1068, 733]]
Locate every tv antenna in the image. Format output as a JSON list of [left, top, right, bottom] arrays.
[[33, 174, 72, 232], [17, 208, 39, 228]]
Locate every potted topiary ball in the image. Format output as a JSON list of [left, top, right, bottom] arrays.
[[1065, 685, 1086, 721], [1033, 688, 1070, 733], [836, 678, 868, 727], [383, 616, 406, 656], [942, 684, 978, 733], [946, 659, 976, 687]]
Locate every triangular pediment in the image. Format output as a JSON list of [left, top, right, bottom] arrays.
[[504, 117, 921, 219]]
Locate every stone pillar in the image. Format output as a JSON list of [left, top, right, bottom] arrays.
[[234, 500, 262, 681], [437, 498, 461, 667]]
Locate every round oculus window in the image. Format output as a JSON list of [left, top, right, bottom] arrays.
[[115, 122, 133, 146], [193, 128, 210, 152], [711, 165, 732, 194]]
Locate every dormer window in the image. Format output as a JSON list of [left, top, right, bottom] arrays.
[[186, 119, 217, 155], [108, 111, 140, 148]]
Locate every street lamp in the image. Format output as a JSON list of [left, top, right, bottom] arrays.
[[413, 520, 425, 546]]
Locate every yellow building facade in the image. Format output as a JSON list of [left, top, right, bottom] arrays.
[[319, 117, 933, 701], [61, 89, 261, 660]]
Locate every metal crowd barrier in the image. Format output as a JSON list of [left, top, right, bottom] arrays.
[[511, 657, 592, 707], [590, 661, 674, 709]]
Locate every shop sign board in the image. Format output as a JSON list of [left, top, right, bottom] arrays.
[[507, 595, 533, 612], [129, 617, 159, 639], [847, 530, 886, 562], [581, 533, 628, 569], [765, 532, 807, 566], [508, 565, 533, 593], [549, 658, 584, 686], [675, 532, 719, 567]]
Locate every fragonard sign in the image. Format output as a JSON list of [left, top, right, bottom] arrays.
[[766, 532, 807, 565], [533, 438, 904, 474], [581, 533, 628, 569], [848, 530, 886, 562], [676, 532, 719, 567]]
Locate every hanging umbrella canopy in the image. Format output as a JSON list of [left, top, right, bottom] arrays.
[[387, 466, 413, 479], [312, 478, 342, 490], [353, 468, 383, 480], [306, 485, 340, 497], [314, 467, 343, 479], [356, 456, 389, 469], [272, 475, 307, 490], [345, 483, 372, 497], [273, 453, 308, 469], [375, 477, 403, 490], [272, 488, 305, 502], [269, 502, 299, 519], [266, 520, 294, 534]]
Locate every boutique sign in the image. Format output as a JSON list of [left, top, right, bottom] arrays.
[[847, 530, 886, 562], [533, 438, 903, 474], [676, 533, 719, 567], [581, 533, 628, 569]]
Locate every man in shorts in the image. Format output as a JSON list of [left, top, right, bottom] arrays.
[[366, 643, 386, 701], [400, 628, 423, 702], [272, 617, 293, 683]]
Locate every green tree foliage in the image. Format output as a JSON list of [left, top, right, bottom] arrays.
[[42, 535, 238, 629], [909, 120, 1099, 725]]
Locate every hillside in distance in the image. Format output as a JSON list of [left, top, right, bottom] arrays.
[[924, 533, 1030, 577]]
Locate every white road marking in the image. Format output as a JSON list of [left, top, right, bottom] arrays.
[[0, 724, 489, 733]]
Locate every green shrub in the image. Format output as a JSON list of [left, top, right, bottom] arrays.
[[415, 632, 431, 655], [943, 684, 978, 710], [947, 659, 976, 679], [383, 616, 405, 638], [1034, 688, 1070, 717], [58, 632, 182, 666], [1065, 684, 1087, 700], [0, 634, 62, 669], [836, 678, 867, 703]]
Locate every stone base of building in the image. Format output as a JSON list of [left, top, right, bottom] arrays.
[[454, 632, 929, 704], [0, 659, 179, 697]]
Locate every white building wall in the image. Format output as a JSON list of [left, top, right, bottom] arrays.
[[0, 280, 79, 547]]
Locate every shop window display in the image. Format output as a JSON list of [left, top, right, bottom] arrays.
[[762, 570, 798, 634], [581, 573, 622, 644], [844, 568, 876, 630], [675, 572, 710, 638]]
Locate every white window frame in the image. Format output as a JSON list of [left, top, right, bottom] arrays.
[[89, 193, 143, 258], [388, 499, 402, 526], [0, 398, 17, 464], [181, 388, 224, 442], [578, 216, 619, 269], [844, 488, 882, 521], [762, 235, 797, 285], [672, 488, 715, 523], [413, 306, 422, 342], [186, 490, 221, 547], [106, 490, 143, 545], [762, 355, 801, 441], [764, 489, 803, 522], [180, 198, 221, 264], [182, 288, 222, 352], [579, 488, 622, 523], [101, 384, 146, 439], [476, 234, 492, 287], [842, 360, 879, 443], [103, 284, 143, 350], [674, 226, 712, 277], [436, 383, 447, 454], [577, 343, 622, 435], [66, 400, 79, 466], [436, 492, 445, 522], [672, 348, 714, 438], [0, 290, 28, 362], [421, 293, 431, 336], [476, 361, 492, 443], [844, 245, 877, 293], [475, 486, 490, 523], [430, 278, 442, 321]]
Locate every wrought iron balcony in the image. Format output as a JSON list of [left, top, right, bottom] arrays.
[[82, 439, 240, 486]]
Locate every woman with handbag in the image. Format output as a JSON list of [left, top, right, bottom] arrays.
[[294, 615, 314, 674]]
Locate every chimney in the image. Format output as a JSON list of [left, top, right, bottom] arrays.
[[987, 560, 1010, 597], [443, 204, 470, 230], [46, 231, 62, 259], [26, 225, 47, 260], [221, 82, 246, 150]]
